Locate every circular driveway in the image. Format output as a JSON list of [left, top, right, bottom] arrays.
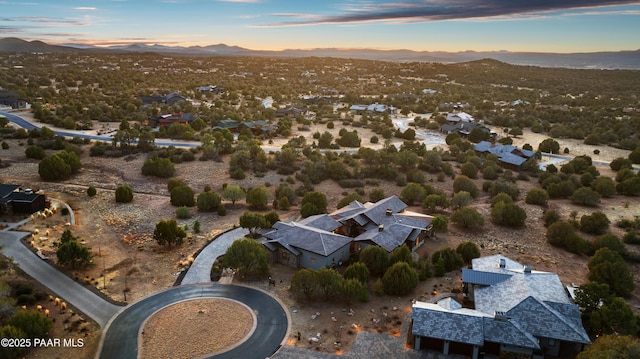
[[99, 284, 289, 359]]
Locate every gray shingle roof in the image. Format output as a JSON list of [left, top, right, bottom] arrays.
[[482, 317, 540, 349], [297, 214, 342, 232], [507, 297, 590, 344], [263, 222, 351, 256], [412, 302, 486, 346]]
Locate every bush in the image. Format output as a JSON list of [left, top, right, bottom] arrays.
[[571, 187, 601, 207], [382, 262, 418, 296], [7, 310, 52, 338], [431, 248, 464, 272], [359, 245, 389, 277], [115, 185, 133, 203], [343, 262, 369, 284], [525, 188, 549, 206], [167, 177, 186, 192], [491, 202, 527, 228], [590, 234, 625, 256], [153, 219, 186, 246], [196, 191, 221, 212], [170, 186, 195, 207], [453, 175, 479, 198], [222, 238, 270, 280], [141, 156, 175, 178], [546, 221, 590, 254], [580, 211, 610, 235], [456, 241, 480, 263], [86, 186, 97, 197], [25, 145, 46, 160], [451, 207, 484, 229], [175, 206, 190, 219], [38, 154, 71, 181], [543, 209, 560, 227]]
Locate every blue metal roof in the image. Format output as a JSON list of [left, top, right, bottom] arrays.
[[462, 269, 512, 286]]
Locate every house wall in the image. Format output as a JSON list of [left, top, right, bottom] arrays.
[[276, 249, 298, 268], [298, 244, 350, 270], [540, 337, 560, 357]]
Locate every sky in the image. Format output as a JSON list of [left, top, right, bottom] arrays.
[[1, 0, 640, 53]]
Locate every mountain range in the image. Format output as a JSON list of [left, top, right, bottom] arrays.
[[1, 37, 639, 70]]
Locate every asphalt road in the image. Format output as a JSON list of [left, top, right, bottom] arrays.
[[0, 230, 120, 328], [99, 284, 288, 359]]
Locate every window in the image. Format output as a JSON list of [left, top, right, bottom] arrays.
[[357, 244, 362, 252], [311, 258, 316, 264]]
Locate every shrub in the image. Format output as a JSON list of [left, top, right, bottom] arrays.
[[456, 242, 480, 263], [525, 188, 549, 206], [115, 185, 133, 203], [196, 191, 221, 212], [382, 262, 418, 296], [25, 145, 46, 160], [167, 177, 186, 192], [170, 186, 195, 207], [491, 202, 527, 228], [38, 155, 71, 181], [343, 262, 369, 284], [453, 176, 479, 198], [7, 311, 52, 339], [175, 206, 190, 219], [571, 187, 601, 207], [580, 211, 610, 235], [431, 248, 464, 272], [359, 245, 389, 277], [86, 186, 97, 197], [153, 219, 186, 246], [141, 156, 175, 178], [590, 234, 625, 256], [451, 207, 484, 229], [543, 209, 560, 227], [546, 221, 590, 254]]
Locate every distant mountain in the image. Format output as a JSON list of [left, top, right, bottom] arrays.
[[1, 37, 639, 69]]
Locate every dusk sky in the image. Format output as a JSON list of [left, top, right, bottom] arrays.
[[2, 0, 640, 53]]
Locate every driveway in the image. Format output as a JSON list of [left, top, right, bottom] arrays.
[[0, 230, 120, 328], [99, 284, 288, 359], [181, 227, 249, 285]]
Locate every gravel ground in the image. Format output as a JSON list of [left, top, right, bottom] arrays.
[[139, 298, 255, 359]]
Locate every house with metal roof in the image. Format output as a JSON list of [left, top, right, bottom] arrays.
[[0, 184, 46, 214], [446, 112, 475, 123], [474, 141, 537, 170], [0, 89, 27, 109], [410, 254, 589, 358]]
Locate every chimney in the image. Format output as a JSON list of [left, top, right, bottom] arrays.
[[385, 208, 392, 216], [524, 265, 531, 273], [499, 258, 505, 268], [494, 311, 509, 322], [378, 224, 384, 232]]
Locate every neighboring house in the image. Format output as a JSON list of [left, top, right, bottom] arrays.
[[440, 121, 494, 138], [140, 92, 187, 106], [0, 184, 46, 214], [474, 141, 537, 170], [0, 89, 27, 109], [445, 112, 475, 123], [275, 105, 307, 118], [349, 103, 397, 114], [195, 85, 224, 94], [263, 196, 433, 270], [262, 215, 352, 270], [242, 120, 278, 136], [211, 118, 240, 132], [410, 255, 590, 359], [147, 113, 196, 127]]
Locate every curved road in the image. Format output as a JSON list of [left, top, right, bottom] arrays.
[[99, 284, 288, 359]]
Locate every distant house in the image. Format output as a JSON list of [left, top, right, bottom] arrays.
[[0, 90, 27, 109], [440, 121, 494, 139], [262, 196, 433, 270], [410, 255, 590, 358], [211, 118, 240, 132], [275, 105, 307, 118], [474, 141, 537, 170], [195, 85, 224, 94], [147, 113, 196, 127], [349, 103, 397, 114], [445, 112, 475, 123], [242, 120, 278, 136], [0, 184, 46, 214], [140, 92, 187, 106]]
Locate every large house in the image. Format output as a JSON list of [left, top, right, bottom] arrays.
[[474, 141, 537, 170], [262, 196, 433, 270], [0, 89, 27, 109], [0, 184, 46, 214], [141, 92, 187, 106], [147, 113, 196, 127], [410, 255, 590, 359]]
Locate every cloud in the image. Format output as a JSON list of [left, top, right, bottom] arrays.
[[217, 0, 261, 3], [257, 0, 640, 27], [1, 16, 88, 26], [74, 7, 97, 11]]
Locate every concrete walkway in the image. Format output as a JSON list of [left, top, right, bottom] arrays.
[[181, 227, 249, 285], [0, 230, 120, 328]]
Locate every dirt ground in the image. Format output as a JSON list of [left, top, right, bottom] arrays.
[[1, 112, 639, 357], [139, 298, 254, 359]]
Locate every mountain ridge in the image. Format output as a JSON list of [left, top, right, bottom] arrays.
[[2, 37, 639, 70]]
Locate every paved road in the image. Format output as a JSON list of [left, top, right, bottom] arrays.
[[181, 227, 249, 285], [99, 284, 288, 359], [0, 230, 120, 328]]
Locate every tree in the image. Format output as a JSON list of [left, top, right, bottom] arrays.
[[245, 186, 270, 210], [38, 154, 71, 181], [431, 248, 464, 272], [153, 219, 186, 246], [196, 191, 221, 212], [588, 248, 635, 297], [115, 185, 133, 203], [538, 138, 560, 154], [222, 238, 269, 279], [300, 191, 327, 217], [290, 268, 317, 300], [592, 297, 639, 335], [239, 212, 268, 237], [456, 241, 480, 263], [170, 185, 195, 207], [56, 239, 93, 269], [580, 211, 610, 234], [546, 221, 589, 254], [571, 187, 601, 207], [25, 145, 46, 159], [460, 162, 478, 179], [343, 262, 369, 284], [451, 191, 473, 209], [315, 267, 343, 301], [167, 177, 186, 192], [453, 175, 479, 198], [421, 193, 449, 213], [491, 201, 527, 228], [575, 282, 612, 316], [382, 261, 418, 296], [525, 188, 549, 206], [222, 184, 245, 206], [431, 214, 448, 234], [591, 234, 625, 256], [141, 157, 175, 178], [400, 182, 426, 205], [577, 335, 640, 359], [390, 245, 413, 266], [591, 176, 616, 198], [0, 324, 26, 359], [341, 278, 368, 305], [7, 310, 52, 338], [451, 207, 484, 229], [359, 245, 389, 277]]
